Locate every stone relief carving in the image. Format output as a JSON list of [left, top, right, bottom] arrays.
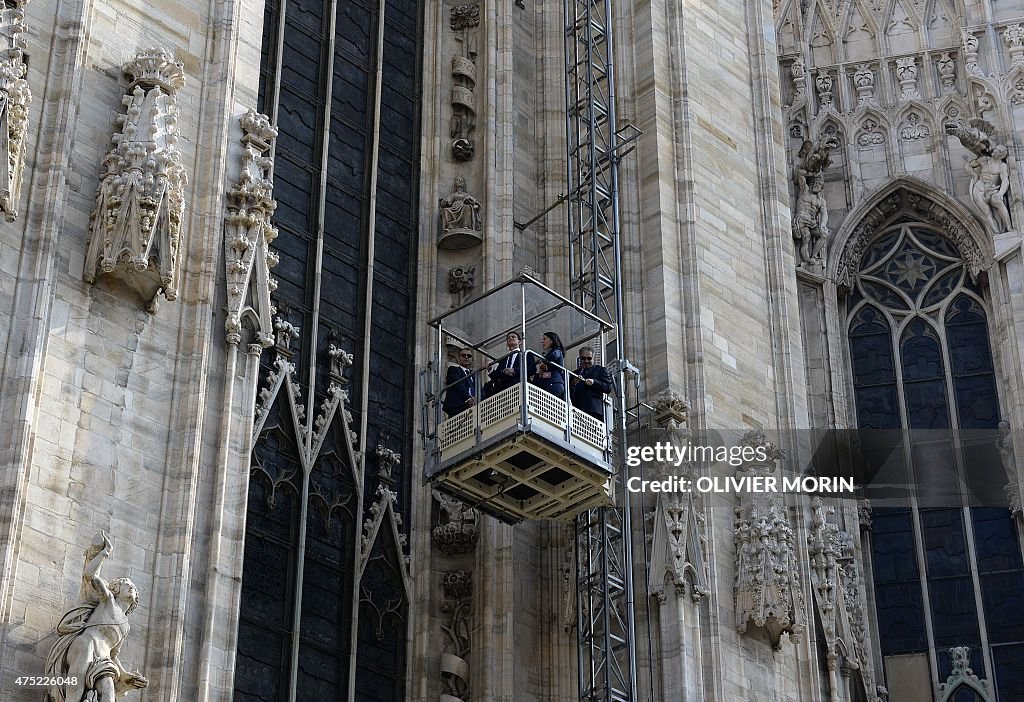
[[83, 48, 187, 313], [449, 5, 479, 162], [440, 570, 472, 702], [438, 176, 483, 249], [448, 265, 475, 307], [895, 57, 920, 100], [225, 109, 279, 348], [0, 0, 30, 222], [44, 533, 148, 702], [432, 489, 479, 555], [734, 431, 805, 649], [899, 112, 930, 140], [857, 118, 885, 146], [853, 64, 875, 105], [792, 135, 838, 270], [944, 119, 1013, 235]]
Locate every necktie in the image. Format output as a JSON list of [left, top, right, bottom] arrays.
[[506, 352, 517, 369]]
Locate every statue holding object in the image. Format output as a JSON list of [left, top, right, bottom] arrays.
[[945, 119, 1014, 235], [45, 533, 148, 702], [792, 135, 838, 270]]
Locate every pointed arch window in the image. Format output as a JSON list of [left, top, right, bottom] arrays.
[[846, 221, 1024, 700]]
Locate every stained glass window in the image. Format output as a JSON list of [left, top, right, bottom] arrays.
[[847, 221, 1024, 699]]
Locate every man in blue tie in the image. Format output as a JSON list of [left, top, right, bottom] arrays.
[[484, 331, 522, 398], [443, 348, 478, 417]]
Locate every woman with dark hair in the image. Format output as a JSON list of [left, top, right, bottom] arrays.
[[529, 331, 566, 398]]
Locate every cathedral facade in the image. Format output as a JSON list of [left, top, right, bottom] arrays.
[[0, 0, 1022, 700]]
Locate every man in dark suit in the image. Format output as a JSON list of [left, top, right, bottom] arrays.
[[443, 348, 477, 417], [484, 331, 522, 398], [571, 346, 613, 420]]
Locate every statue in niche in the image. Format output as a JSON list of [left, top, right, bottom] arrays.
[[44, 533, 148, 702], [792, 136, 838, 269], [438, 176, 483, 249], [945, 119, 1013, 235]]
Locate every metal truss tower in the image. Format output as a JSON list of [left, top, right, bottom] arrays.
[[564, 1, 638, 700]]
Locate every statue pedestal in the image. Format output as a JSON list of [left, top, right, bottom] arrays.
[[438, 226, 483, 250], [993, 228, 1022, 262]]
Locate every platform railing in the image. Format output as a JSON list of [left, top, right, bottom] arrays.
[[436, 350, 611, 467]]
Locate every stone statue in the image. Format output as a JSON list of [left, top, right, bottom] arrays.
[[792, 136, 838, 268], [45, 533, 148, 702], [945, 119, 1013, 235], [438, 176, 483, 249], [967, 144, 1012, 234]]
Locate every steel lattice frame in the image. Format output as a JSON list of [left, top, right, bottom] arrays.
[[564, 1, 637, 700]]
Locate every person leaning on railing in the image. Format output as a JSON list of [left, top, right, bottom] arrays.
[[528, 331, 566, 399]]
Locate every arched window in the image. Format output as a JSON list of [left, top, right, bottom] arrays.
[[846, 221, 1024, 700]]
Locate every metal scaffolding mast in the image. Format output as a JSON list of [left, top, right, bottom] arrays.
[[564, 1, 638, 700]]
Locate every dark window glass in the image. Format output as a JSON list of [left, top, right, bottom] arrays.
[[993, 643, 1024, 700], [927, 577, 980, 649], [921, 509, 969, 577], [875, 581, 928, 654]]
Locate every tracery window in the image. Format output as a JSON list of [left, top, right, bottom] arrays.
[[846, 221, 1024, 699], [234, 0, 421, 699]]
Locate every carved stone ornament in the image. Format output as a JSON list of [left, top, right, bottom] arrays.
[[734, 430, 805, 649], [84, 48, 187, 312], [807, 498, 877, 699], [853, 64, 875, 105], [440, 570, 472, 702], [448, 265, 475, 295], [438, 176, 482, 249], [962, 31, 981, 76], [937, 53, 956, 93], [648, 409, 711, 602], [895, 57, 920, 100], [225, 109, 279, 347], [0, 0, 30, 222], [449, 5, 479, 161], [997, 421, 1021, 519], [44, 533, 149, 701], [1004, 24, 1024, 65], [945, 119, 1013, 235], [815, 72, 834, 110], [937, 647, 992, 701], [432, 488, 479, 555], [836, 188, 987, 288], [375, 443, 400, 485]]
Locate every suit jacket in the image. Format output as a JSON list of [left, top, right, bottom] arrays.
[[486, 349, 522, 395], [443, 365, 476, 416], [529, 348, 565, 398], [571, 364, 613, 418]]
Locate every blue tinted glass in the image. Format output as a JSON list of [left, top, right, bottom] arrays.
[[972, 508, 1023, 572], [861, 229, 902, 272], [928, 577, 980, 648], [993, 643, 1024, 700], [882, 244, 940, 296], [914, 230, 961, 258], [861, 279, 911, 310], [851, 330, 896, 384], [872, 512, 920, 582], [875, 582, 928, 654], [980, 572, 1024, 644], [902, 320, 950, 430], [922, 266, 963, 308], [922, 509, 969, 577]]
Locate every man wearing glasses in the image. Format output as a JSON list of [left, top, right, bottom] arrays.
[[443, 348, 478, 417], [571, 346, 613, 420]]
